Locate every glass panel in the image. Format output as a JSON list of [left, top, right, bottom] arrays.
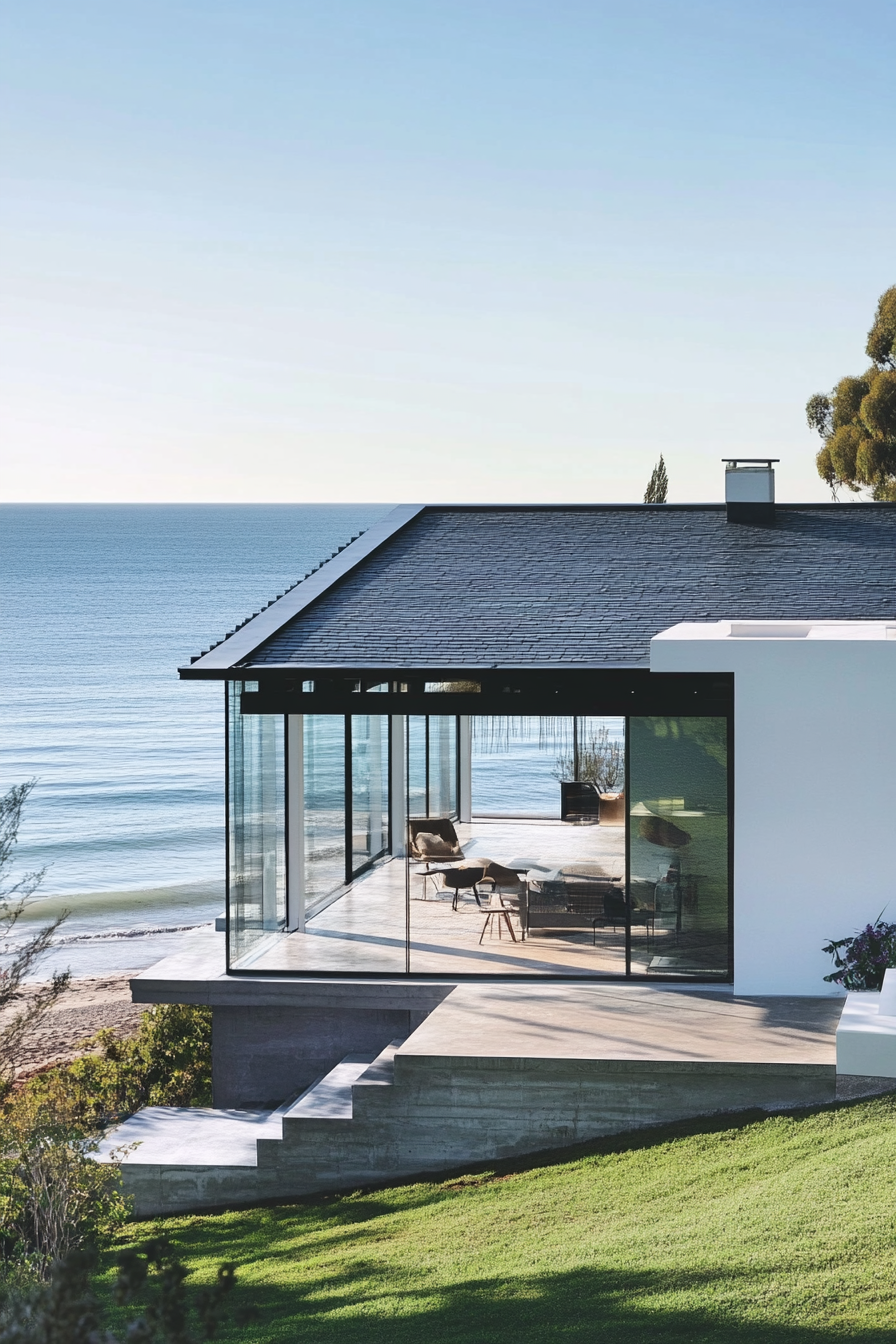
[[244, 712, 402, 974], [471, 717, 567, 817], [350, 714, 390, 875], [407, 716, 428, 818], [628, 716, 731, 980], [428, 715, 456, 818], [304, 714, 347, 910], [227, 683, 285, 967], [407, 716, 456, 820], [409, 715, 626, 976]]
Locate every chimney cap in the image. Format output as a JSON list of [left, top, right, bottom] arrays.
[[722, 458, 779, 467], [724, 459, 776, 523]]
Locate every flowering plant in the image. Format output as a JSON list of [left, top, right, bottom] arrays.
[[822, 915, 896, 991]]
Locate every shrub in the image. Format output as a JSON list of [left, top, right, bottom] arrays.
[[822, 917, 896, 990], [0, 1004, 212, 1284], [17, 1003, 212, 1130], [0, 1085, 130, 1280], [0, 780, 71, 1103]]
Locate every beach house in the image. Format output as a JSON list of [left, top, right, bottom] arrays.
[[110, 463, 896, 1213]]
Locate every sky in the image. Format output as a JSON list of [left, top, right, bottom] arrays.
[[2, 1, 895, 505]]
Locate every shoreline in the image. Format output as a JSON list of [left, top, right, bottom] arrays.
[[16, 878, 225, 923], [5, 973, 147, 1081], [11, 881, 225, 980]]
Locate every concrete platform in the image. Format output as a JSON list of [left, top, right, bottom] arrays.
[[99, 1105, 284, 1167], [105, 984, 855, 1217], [402, 984, 841, 1066]]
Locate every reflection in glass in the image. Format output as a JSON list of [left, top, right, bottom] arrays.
[[303, 714, 346, 909], [350, 714, 389, 875], [628, 717, 730, 979], [227, 683, 285, 967], [407, 716, 457, 819]]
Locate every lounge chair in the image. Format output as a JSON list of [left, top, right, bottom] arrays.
[[407, 817, 465, 862]]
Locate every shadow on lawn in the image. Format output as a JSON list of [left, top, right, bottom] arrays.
[[224, 1262, 891, 1344]]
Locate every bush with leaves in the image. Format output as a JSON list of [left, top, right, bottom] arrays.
[[0, 1085, 130, 1282], [11, 1003, 212, 1133], [0, 781, 70, 1101], [0, 1239, 258, 1343], [10, 999, 212, 1134], [822, 916, 896, 991], [1, 1004, 212, 1283]]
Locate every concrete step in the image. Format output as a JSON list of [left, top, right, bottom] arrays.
[[353, 1038, 406, 1088], [283, 1052, 377, 1120], [96, 1105, 284, 1168]]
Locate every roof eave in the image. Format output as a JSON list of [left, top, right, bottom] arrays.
[[178, 504, 426, 680]]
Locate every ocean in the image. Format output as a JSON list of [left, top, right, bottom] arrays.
[[2, 504, 622, 978], [1, 504, 389, 976]]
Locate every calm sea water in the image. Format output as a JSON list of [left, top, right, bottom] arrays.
[[1, 505, 622, 977], [1, 504, 387, 974]]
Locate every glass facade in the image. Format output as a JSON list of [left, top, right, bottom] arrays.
[[226, 700, 731, 980], [227, 683, 286, 966]]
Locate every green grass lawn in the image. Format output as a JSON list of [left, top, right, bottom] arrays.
[[104, 1094, 896, 1343]]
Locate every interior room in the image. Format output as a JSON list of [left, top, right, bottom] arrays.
[[227, 697, 731, 981]]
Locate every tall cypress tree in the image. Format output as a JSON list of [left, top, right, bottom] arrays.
[[643, 455, 668, 503]]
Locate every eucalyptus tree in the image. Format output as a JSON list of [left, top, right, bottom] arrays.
[[807, 286, 896, 499]]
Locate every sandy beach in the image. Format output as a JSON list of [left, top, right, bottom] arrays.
[[4, 973, 146, 1079]]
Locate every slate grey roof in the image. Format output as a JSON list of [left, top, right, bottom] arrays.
[[232, 504, 896, 672]]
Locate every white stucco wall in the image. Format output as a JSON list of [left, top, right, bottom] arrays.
[[651, 620, 896, 997]]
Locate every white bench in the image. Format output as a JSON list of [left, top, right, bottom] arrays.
[[837, 968, 896, 1077]]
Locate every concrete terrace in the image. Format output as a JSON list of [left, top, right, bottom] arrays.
[[104, 983, 846, 1216]]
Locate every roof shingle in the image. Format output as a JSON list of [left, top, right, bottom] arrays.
[[243, 504, 896, 670]]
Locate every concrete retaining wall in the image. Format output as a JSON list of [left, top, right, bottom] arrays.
[[120, 1051, 836, 1216]]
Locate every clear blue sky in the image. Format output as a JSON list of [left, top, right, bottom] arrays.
[[2, 1, 894, 504]]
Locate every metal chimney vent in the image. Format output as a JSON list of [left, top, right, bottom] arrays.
[[723, 458, 778, 524]]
